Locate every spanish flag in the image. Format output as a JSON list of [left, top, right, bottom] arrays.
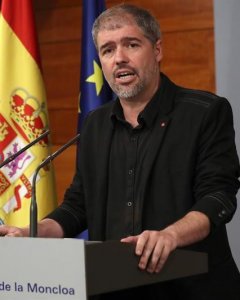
[[0, 0, 57, 226]]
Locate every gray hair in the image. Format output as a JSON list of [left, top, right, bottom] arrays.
[[92, 4, 161, 50]]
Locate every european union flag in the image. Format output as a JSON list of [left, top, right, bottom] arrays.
[[78, 0, 113, 129], [77, 0, 113, 240]]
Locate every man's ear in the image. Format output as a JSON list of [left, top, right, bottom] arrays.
[[155, 39, 163, 63]]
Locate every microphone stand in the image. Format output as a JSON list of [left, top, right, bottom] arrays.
[[0, 129, 50, 169], [30, 133, 81, 237]]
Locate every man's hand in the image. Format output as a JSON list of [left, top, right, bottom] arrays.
[[121, 228, 177, 273], [121, 211, 210, 274], [0, 225, 27, 237], [0, 219, 64, 238]]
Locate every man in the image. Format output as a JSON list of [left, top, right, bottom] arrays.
[[1, 4, 240, 299]]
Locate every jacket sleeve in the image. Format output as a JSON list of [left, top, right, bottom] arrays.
[[190, 97, 240, 229], [46, 135, 87, 238]]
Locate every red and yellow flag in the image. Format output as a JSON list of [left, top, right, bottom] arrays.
[[0, 0, 57, 226]]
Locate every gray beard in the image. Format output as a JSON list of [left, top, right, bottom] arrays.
[[110, 80, 145, 100]]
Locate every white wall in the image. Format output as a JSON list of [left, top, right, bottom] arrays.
[[214, 0, 240, 268]]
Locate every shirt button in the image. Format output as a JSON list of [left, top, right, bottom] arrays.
[[218, 210, 227, 218], [128, 169, 134, 175], [127, 202, 132, 207]]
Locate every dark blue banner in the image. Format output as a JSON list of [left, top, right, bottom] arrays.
[[77, 0, 113, 240], [78, 0, 113, 129]]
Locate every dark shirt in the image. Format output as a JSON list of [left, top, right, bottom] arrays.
[[106, 84, 164, 239]]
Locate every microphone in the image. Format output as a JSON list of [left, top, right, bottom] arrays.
[[0, 129, 50, 169], [30, 133, 81, 237]]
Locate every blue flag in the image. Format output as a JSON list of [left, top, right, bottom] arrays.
[[77, 0, 113, 240], [78, 0, 113, 129]]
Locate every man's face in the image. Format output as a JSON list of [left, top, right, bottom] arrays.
[[97, 20, 162, 101]]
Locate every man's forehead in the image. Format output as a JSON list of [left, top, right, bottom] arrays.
[[98, 14, 136, 31]]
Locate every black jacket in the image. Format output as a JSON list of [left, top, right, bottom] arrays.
[[48, 73, 240, 271]]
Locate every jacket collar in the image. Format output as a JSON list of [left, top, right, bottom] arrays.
[[110, 72, 177, 127]]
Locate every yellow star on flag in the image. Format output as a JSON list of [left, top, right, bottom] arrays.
[[86, 60, 104, 95]]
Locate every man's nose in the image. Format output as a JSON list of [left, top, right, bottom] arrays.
[[114, 47, 129, 64]]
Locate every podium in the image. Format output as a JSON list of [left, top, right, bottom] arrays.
[[0, 238, 208, 299]]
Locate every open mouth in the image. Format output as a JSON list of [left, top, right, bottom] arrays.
[[116, 71, 135, 79], [114, 69, 137, 84]]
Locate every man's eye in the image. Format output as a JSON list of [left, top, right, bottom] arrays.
[[128, 43, 139, 48], [103, 48, 113, 56]]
